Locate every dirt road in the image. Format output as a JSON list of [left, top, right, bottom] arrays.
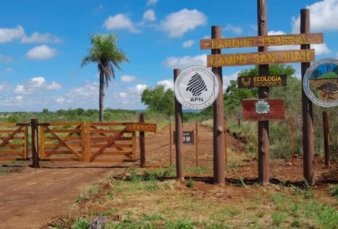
[[0, 166, 111, 229]]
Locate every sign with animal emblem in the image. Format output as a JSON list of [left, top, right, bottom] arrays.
[[174, 66, 219, 110], [242, 99, 285, 121], [238, 75, 287, 88], [303, 58, 338, 107]]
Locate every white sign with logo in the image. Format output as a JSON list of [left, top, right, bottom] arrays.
[[174, 66, 219, 110]]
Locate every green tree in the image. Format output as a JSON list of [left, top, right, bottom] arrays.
[[141, 85, 174, 116], [81, 34, 128, 122]]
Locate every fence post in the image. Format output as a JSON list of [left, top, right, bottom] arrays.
[[323, 111, 330, 166], [139, 113, 146, 168], [174, 68, 184, 181], [195, 122, 199, 167], [31, 119, 39, 168], [169, 122, 172, 166], [81, 122, 90, 162]]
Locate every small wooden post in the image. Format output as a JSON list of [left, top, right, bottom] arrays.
[[139, 113, 146, 168], [289, 117, 296, 165], [301, 8, 315, 185], [195, 122, 199, 167], [31, 119, 39, 168], [211, 25, 225, 185], [174, 69, 184, 181], [322, 111, 330, 166], [224, 119, 228, 166], [257, 0, 270, 185], [169, 122, 172, 166]]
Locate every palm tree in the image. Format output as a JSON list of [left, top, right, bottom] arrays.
[[81, 34, 128, 122]]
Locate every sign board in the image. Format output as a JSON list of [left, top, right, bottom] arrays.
[[126, 123, 157, 132], [238, 75, 287, 88], [173, 131, 194, 144], [174, 66, 219, 110], [207, 49, 315, 67], [303, 58, 338, 107], [242, 99, 285, 121], [200, 33, 323, 49]]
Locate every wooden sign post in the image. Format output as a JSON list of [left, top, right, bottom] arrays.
[[200, 0, 322, 185]]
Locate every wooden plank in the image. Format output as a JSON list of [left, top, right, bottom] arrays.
[[238, 75, 287, 88], [0, 126, 24, 147], [90, 129, 123, 134], [48, 122, 82, 126], [200, 33, 323, 49], [90, 143, 132, 148], [90, 136, 132, 141], [207, 49, 315, 67], [94, 151, 133, 156], [125, 123, 157, 132], [242, 99, 285, 121], [48, 129, 81, 134], [45, 150, 81, 155], [45, 126, 82, 159], [46, 157, 81, 162], [90, 128, 127, 161]]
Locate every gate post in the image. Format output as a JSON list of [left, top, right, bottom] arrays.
[[82, 122, 90, 162], [139, 113, 146, 168], [31, 119, 40, 168]]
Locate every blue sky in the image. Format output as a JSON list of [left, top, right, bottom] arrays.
[[0, 0, 337, 112]]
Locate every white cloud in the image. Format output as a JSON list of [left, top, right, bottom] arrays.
[[312, 43, 330, 55], [143, 9, 156, 22], [224, 24, 242, 35], [26, 45, 56, 60], [121, 75, 136, 83], [21, 32, 61, 43], [15, 96, 23, 102], [103, 14, 139, 33], [14, 76, 62, 94], [223, 72, 240, 90], [0, 25, 60, 44], [0, 84, 4, 91], [70, 82, 98, 97], [147, 0, 158, 6], [133, 84, 147, 94], [182, 40, 194, 48], [46, 82, 62, 90], [31, 76, 46, 86], [163, 54, 207, 69], [0, 25, 24, 43], [116, 92, 127, 99], [292, 0, 338, 33], [161, 9, 207, 38], [157, 79, 173, 90]]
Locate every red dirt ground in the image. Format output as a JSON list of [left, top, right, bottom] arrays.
[[0, 123, 337, 228]]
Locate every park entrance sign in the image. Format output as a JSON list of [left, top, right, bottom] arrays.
[[303, 58, 338, 107], [174, 66, 219, 110]]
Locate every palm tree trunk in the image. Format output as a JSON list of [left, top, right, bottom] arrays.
[[99, 72, 105, 122]]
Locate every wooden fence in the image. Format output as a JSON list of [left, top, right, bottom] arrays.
[[0, 122, 28, 161], [0, 119, 155, 165]]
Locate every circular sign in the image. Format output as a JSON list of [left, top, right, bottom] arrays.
[[303, 58, 338, 107], [174, 66, 219, 110]]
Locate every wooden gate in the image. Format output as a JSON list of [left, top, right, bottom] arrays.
[[0, 122, 28, 161], [87, 123, 136, 163], [39, 122, 136, 163], [39, 122, 84, 162]]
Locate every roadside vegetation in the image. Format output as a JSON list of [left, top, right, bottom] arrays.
[[46, 167, 338, 229]]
